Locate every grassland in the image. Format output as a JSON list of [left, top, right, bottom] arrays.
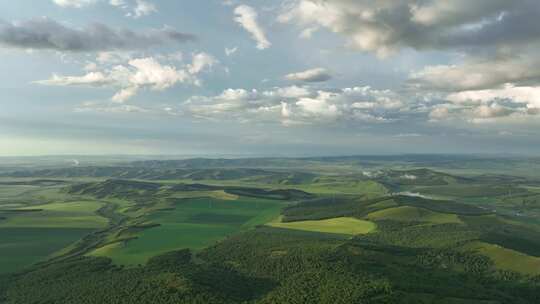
[[296, 180, 388, 196], [366, 206, 463, 224], [415, 184, 527, 198], [90, 197, 286, 265], [268, 216, 376, 235], [0, 227, 93, 274], [461, 241, 540, 275], [0, 199, 108, 274], [0, 201, 108, 229], [0, 185, 37, 199]]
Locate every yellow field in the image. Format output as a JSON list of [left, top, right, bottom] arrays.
[[268, 216, 376, 235], [462, 241, 540, 275], [366, 206, 463, 224]]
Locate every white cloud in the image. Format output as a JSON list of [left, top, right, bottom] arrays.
[[279, 0, 540, 58], [188, 53, 217, 75], [128, 57, 190, 90], [109, 0, 126, 7], [473, 103, 515, 119], [53, 0, 97, 8], [128, 0, 158, 18], [234, 5, 271, 50], [409, 56, 540, 92], [296, 92, 340, 120], [285, 68, 332, 82], [36, 72, 112, 86], [36, 52, 217, 102], [52, 0, 158, 18], [225, 47, 238, 56], [84, 62, 98, 71], [184, 85, 407, 125], [446, 85, 540, 109], [112, 86, 139, 103], [75, 100, 149, 113], [429, 106, 451, 121]]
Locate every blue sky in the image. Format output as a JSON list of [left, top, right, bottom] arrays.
[[1, 0, 540, 156]]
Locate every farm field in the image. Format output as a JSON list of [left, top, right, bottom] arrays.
[[0, 227, 93, 274], [461, 241, 540, 276], [365, 206, 463, 224], [0, 201, 108, 229], [268, 216, 376, 235], [90, 197, 286, 265], [0, 199, 108, 274]]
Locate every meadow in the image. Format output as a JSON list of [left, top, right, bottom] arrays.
[[89, 197, 286, 265], [0, 198, 107, 274], [268, 216, 376, 235], [0, 227, 93, 274]]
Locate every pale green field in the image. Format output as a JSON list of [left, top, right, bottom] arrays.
[[296, 180, 388, 196], [0, 185, 37, 198], [0, 201, 108, 229], [462, 241, 540, 275], [268, 216, 376, 235], [366, 206, 463, 224]]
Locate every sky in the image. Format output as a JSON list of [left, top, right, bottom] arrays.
[[1, 0, 540, 156]]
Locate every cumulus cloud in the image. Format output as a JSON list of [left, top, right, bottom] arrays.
[[75, 100, 149, 113], [473, 103, 516, 119], [409, 56, 540, 92], [234, 5, 271, 50], [0, 17, 194, 52], [427, 87, 539, 123], [414, 56, 540, 123], [128, 0, 157, 18], [285, 68, 332, 82], [53, 0, 158, 18], [446, 85, 540, 108], [53, 0, 97, 7], [184, 85, 409, 125], [225, 47, 238, 56], [279, 0, 540, 57], [36, 53, 216, 102]]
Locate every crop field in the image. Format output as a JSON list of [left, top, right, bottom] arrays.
[[366, 206, 463, 224], [90, 197, 286, 265], [268, 216, 376, 235], [296, 180, 388, 196], [0, 185, 37, 199], [0, 201, 108, 229], [0, 199, 108, 274], [0, 227, 93, 274], [462, 241, 540, 275], [414, 184, 527, 198]]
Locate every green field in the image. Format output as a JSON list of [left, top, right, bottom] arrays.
[[0, 200, 108, 274], [366, 206, 463, 224], [0, 201, 108, 229], [268, 216, 376, 235], [0, 227, 93, 274], [462, 241, 540, 275], [297, 180, 388, 196], [415, 184, 527, 198], [90, 197, 285, 265], [0, 185, 37, 199]]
